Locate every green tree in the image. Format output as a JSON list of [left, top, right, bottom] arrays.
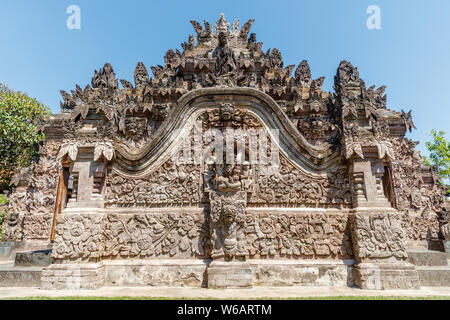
[[0, 84, 51, 191], [424, 129, 450, 194]]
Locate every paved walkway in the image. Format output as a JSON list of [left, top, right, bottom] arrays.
[[1, 286, 449, 299]]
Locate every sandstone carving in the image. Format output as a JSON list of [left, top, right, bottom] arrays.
[[3, 14, 447, 291], [351, 212, 408, 261]]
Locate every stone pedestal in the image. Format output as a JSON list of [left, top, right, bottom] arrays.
[[207, 261, 253, 288], [41, 263, 105, 290], [353, 262, 420, 290]]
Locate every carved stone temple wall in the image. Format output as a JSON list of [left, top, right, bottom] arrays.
[[3, 14, 447, 290]]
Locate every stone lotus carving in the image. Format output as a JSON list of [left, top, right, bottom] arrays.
[[51, 211, 358, 262], [53, 213, 104, 261], [57, 142, 79, 161], [351, 212, 408, 260], [93, 142, 114, 161], [102, 213, 207, 259]]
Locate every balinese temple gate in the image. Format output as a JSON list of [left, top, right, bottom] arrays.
[[4, 14, 448, 290]]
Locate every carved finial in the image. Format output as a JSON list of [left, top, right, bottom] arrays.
[[311, 77, 325, 90], [231, 18, 240, 35], [134, 62, 149, 88], [190, 20, 204, 37], [215, 13, 230, 34], [60, 90, 75, 112], [401, 109, 416, 132], [269, 48, 283, 68], [120, 79, 133, 89], [239, 19, 255, 40], [91, 63, 118, 90], [336, 60, 360, 84], [295, 60, 312, 85], [182, 34, 195, 51]]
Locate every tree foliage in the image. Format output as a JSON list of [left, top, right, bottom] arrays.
[[0, 84, 51, 190], [424, 130, 450, 194]]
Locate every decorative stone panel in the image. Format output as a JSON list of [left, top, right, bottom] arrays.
[[350, 211, 408, 262]]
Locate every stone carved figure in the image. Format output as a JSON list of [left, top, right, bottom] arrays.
[[209, 191, 248, 260], [213, 32, 237, 85]]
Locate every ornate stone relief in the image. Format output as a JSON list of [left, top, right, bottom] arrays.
[[52, 212, 208, 261], [246, 212, 353, 259], [351, 212, 408, 261], [5, 14, 447, 267], [249, 158, 352, 206], [105, 160, 202, 207], [2, 213, 52, 242]]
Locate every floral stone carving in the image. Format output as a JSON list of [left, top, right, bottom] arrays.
[[246, 212, 353, 259], [52, 212, 209, 261]]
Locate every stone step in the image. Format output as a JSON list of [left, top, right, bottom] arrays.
[[0, 262, 43, 287], [14, 249, 52, 267], [416, 266, 450, 287], [407, 249, 448, 267], [0, 241, 52, 261], [0, 243, 15, 261]]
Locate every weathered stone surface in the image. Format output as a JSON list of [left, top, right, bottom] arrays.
[[407, 249, 448, 267], [0, 263, 42, 287], [14, 249, 52, 267], [0, 242, 16, 261], [207, 261, 253, 288], [41, 263, 105, 290], [353, 262, 420, 290], [415, 266, 450, 287], [250, 260, 354, 287], [104, 260, 207, 287]]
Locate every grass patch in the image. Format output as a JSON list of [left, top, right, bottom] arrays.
[[3, 296, 449, 300]]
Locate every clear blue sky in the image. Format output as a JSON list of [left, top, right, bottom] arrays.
[[0, 0, 449, 156]]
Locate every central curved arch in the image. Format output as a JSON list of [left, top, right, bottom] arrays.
[[111, 87, 341, 178]]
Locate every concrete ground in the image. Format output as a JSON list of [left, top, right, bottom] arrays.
[[1, 286, 449, 299]]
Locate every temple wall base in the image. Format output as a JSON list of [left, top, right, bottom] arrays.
[[40, 259, 356, 289], [250, 259, 354, 287], [104, 260, 208, 287], [41, 263, 105, 290], [353, 262, 420, 290], [207, 261, 253, 289]]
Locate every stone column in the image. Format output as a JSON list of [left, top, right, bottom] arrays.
[[44, 144, 110, 290], [349, 157, 420, 289], [66, 146, 107, 209]]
